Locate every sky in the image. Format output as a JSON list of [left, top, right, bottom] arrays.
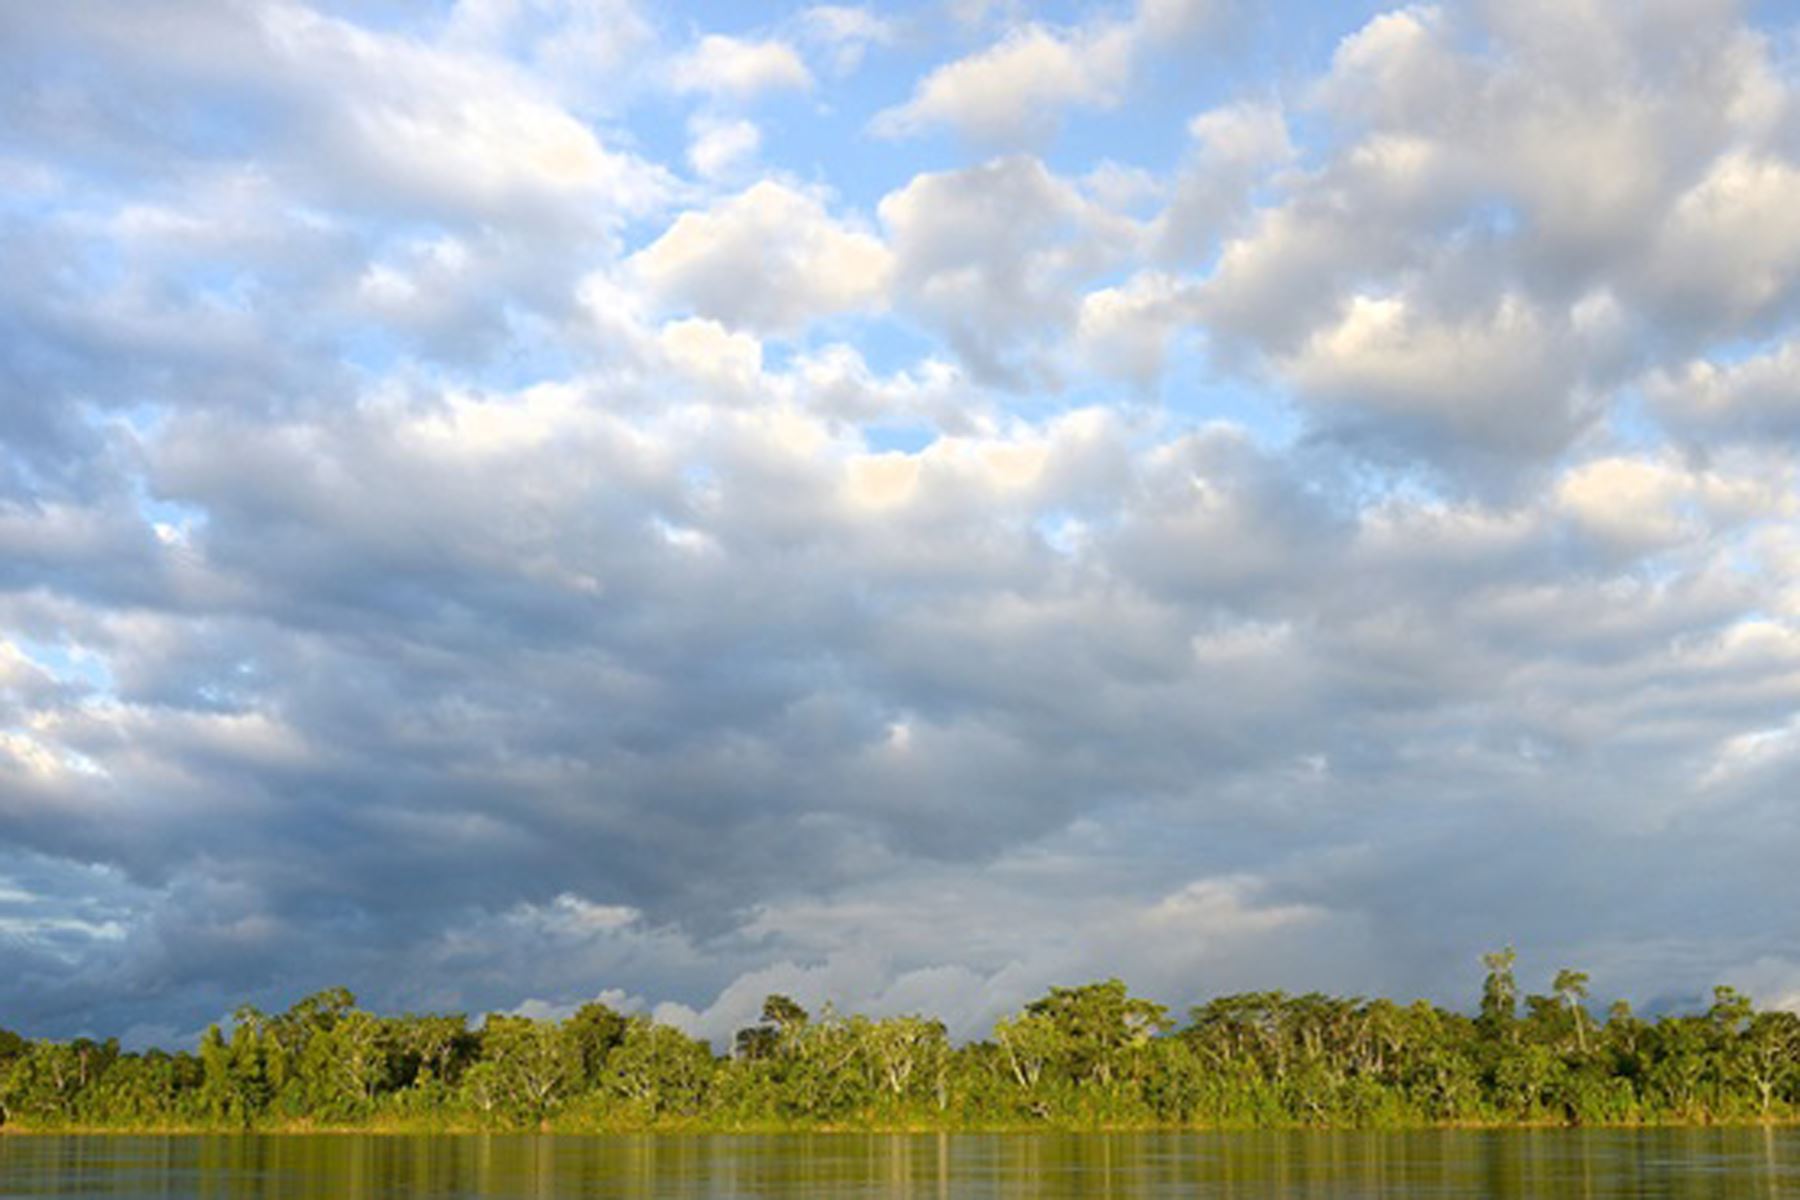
[[4, 0, 1800, 1050]]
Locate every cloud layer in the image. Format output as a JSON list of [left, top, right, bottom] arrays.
[[4, 0, 1800, 1045]]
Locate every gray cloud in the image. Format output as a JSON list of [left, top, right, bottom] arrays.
[[3, 0, 1800, 1048]]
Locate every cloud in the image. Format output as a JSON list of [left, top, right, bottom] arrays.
[[1648, 337, 1800, 443], [1277, 290, 1618, 467], [670, 34, 814, 100], [656, 871, 1352, 1046], [879, 155, 1138, 385], [685, 116, 761, 180], [796, 6, 895, 75], [1642, 152, 1800, 336], [1189, 0, 1800, 478], [872, 0, 1223, 146], [442, 0, 658, 112], [872, 23, 1135, 145], [7, 0, 1800, 1047], [1554, 455, 1701, 552], [1076, 272, 1198, 385], [1152, 102, 1295, 264], [1133, 0, 1220, 42], [630, 181, 892, 334]]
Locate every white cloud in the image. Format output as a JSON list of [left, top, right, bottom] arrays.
[[1278, 291, 1606, 459], [879, 155, 1136, 383], [1644, 152, 1800, 333], [631, 181, 891, 334], [685, 116, 761, 179], [659, 870, 1350, 1046], [1193, 0, 1800, 474], [872, 22, 1133, 145], [787, 344, 988, 434], [1133, 0, 1219, 41], [505, 892, 641, 937], [657, 318, 765, 396], [442, 0, 657, 110], [797, 6, 894, 75], [671, 33, 813, 100], [1313, 7, 1463, 132], [1699, 719, 1800, 790], [1153, 101, 1294, 263], [1649, 337, 1800, 441], [872, 0, 1222, 146], [1076, 271, 1196, 384], [1554, 455, 1700, 552], [255, 3, 671, 225]]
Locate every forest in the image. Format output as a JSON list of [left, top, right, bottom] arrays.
[[4, 951, 1799, 1132]]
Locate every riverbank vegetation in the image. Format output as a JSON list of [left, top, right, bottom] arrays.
[[5, 952, 1798, 1132]]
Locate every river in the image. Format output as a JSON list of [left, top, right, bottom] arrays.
[[2, 1128, 1795, 1197]]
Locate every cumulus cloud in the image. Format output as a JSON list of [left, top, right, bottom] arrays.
[[879, 155, 1138, 385], [1643, 152, 1800, 335], [872, 23, 1135, 145], [1277, 290, 1621, 469], [630, 181, 892, 334], [655, 870, 1356, 1045], [442, 0, 658, 111], [872, 0, 1223, 145], [685, 116, 762, 180], [7, 0, 1800, 1046], [1648, 337, 1800, 442], [1077, 271, 1198, 384], [670, 34, 814, 100], [1190, 0, 1800, 476], [1152, 101, 1295, 264]]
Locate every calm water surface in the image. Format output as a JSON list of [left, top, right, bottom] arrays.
[[2, 1129, 1796, 1198]]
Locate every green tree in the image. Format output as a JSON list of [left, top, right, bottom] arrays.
[[315, 1009, 388, 1113], [780, 1005, 867, 1119], [478, 1015, 577, 1124], [863, 1015, 949, 1104], [1023, 978, 1170, 1091], [762, 994, 809, 1032], [1552, 969, 1592, 1055], [0, 1041, 85, 1126], [1742, 1011, 1800, 1117], [734, 994, 809, 1062], [564, 1001, 628, 1087], [605, 1017, 715, 1117], [393, 1012, 470, 1089], [1479, 948, 1519, 1040], [992, 1011, 1061, 1093]]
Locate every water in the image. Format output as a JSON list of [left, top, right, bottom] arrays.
[[1, 1128, 1796, 1198]]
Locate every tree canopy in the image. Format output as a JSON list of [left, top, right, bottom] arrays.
[[4, 958, 1798, 1132]]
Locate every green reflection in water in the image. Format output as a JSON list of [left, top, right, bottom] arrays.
[[1, 1128, 1796, 1199]]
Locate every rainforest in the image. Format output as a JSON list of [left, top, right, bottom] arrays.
[[5, 953, 1799, 1133]]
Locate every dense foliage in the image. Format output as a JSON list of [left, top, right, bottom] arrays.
[[5, 957, 1799, 1131]]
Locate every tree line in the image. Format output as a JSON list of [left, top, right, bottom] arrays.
[[4, 951, 1799, 1131]]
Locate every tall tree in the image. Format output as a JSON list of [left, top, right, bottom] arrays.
[[1553, 969, 1591, 1054], [1480, 947, 1519, 1041]]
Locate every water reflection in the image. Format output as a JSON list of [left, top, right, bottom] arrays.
[[1, 1128, 1797, 1198]]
